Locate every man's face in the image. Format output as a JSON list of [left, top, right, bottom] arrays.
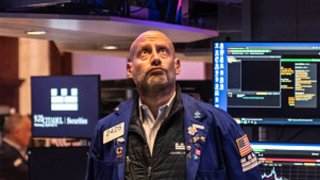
[[127, 31, 180, 94], [15, 116, 32, 148]]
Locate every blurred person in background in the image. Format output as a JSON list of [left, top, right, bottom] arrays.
[[0, 114, 31, 180]]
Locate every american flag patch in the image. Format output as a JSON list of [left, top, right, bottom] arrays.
[[236, 134, 252, 157]]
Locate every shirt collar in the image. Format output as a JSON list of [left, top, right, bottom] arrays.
[[139, 91, 176, 121]]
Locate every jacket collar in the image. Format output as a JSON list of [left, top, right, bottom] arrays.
[[2, 140, 28, 162], [111, 99, 134, 180], [181, 94, 209, 180]]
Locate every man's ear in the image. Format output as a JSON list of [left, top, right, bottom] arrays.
[[127, 62, 133, 78], [175, 58, 181, 75]]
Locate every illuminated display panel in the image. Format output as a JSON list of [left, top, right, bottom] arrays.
[[214, 42, 320, 125], [252, 142, 320, 180], [31, 75, 100, 138]]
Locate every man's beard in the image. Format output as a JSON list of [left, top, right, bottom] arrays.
[[137, 70, 175, 97]]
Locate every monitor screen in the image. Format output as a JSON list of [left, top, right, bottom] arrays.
[[252, 142, 320, 180], [213, 42, 320, 125], [28, 147, 88, 180], [31, 75, 100, 138]]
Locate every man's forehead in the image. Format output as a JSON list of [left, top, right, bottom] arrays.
[[136, 39, 171, 48], [134, 31, 171, 45], [129, 31, 175, 59]]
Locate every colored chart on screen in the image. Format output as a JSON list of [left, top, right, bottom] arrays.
[[252, 143, 320, 180]]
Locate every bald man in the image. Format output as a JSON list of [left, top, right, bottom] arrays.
[[86, 30, 261, 180], [0, 114, 31, 180]]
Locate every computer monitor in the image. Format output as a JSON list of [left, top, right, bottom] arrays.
[[31, 75, 100, 138], [213, 42, 320, 125], [252, 142, 320, 180], [28, 146, 88, 180]]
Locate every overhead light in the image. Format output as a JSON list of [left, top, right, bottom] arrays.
[[102, 45, 118, 50], [26, 30, 46, 35]]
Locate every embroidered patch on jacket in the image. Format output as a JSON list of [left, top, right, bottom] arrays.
[[170, 142, 186, 155], [240, 152, 259, 172], [236, 134, 253, 157]]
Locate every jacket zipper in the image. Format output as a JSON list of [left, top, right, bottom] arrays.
[[145, 143, 152, 180], [147, 166, 152, 179], [126, 156, 138, 180]]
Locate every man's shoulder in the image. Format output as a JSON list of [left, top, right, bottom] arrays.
[[0, 142, 20, 159], [96, 99, 134, 128], [181, 93, 225, 115], [181, 93, 239, 128]]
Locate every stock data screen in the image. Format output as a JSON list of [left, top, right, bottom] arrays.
[[252, 143, 320, 180], [213, 42, 320, 125]]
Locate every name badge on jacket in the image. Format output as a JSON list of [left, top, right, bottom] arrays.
[[103, 122, 125, 144]]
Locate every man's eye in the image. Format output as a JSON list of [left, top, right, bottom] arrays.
[[159, 48, 168, 54], [141, 49, 149, 55]]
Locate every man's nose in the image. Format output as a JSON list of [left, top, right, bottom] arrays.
[[151, 51, 161, 66]]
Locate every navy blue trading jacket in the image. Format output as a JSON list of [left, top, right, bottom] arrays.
[[85, 93, 261, 180]]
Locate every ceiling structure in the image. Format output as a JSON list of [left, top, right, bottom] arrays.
[[0, 13, 218, 61]]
